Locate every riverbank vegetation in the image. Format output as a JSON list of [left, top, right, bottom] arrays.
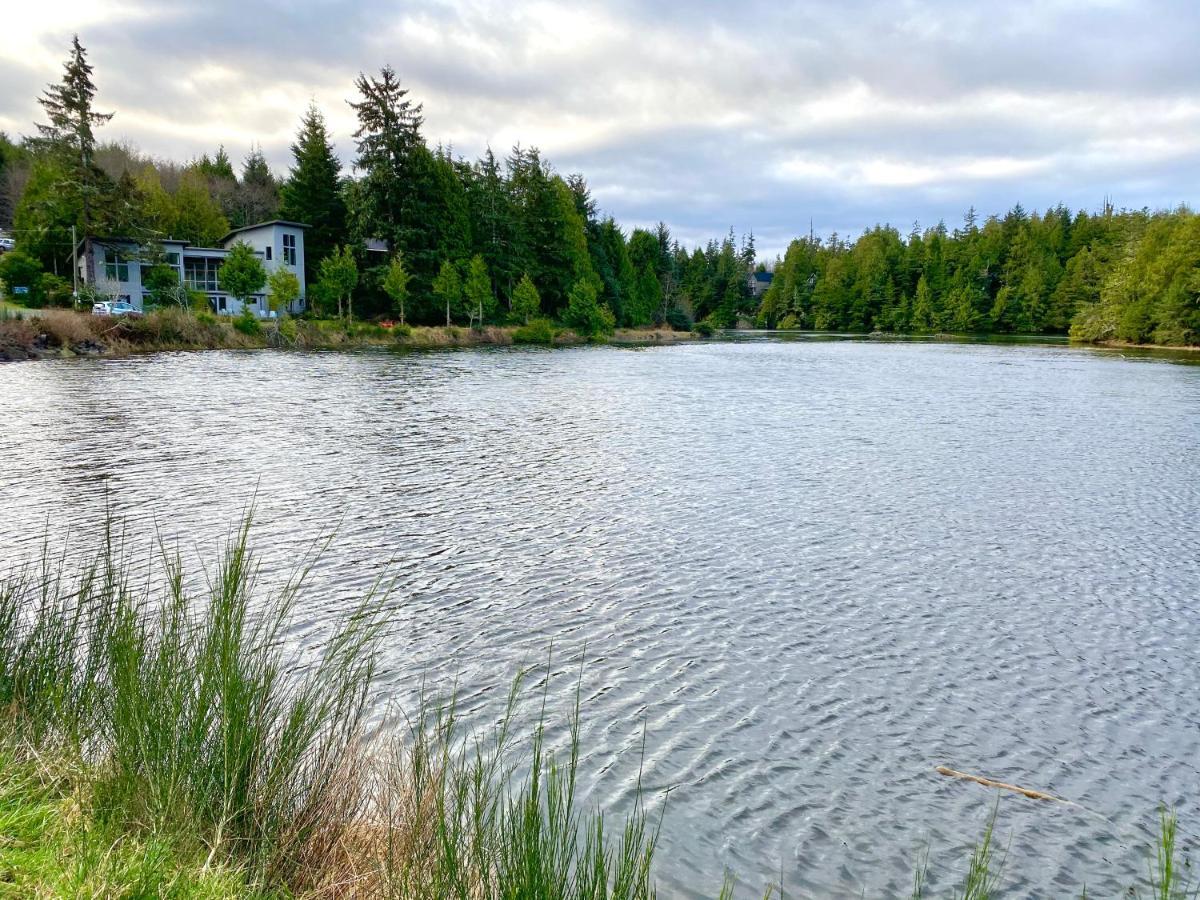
[[0, 520, 1193, 897], [0, 306, 691, 361], [756, 204, 1200, 347]]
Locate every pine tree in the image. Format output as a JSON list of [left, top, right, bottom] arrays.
[[349, 66, 424, 264], [35, 35, 113, 233], [280, 104, 347, 280], [511, 273, 541, 324]]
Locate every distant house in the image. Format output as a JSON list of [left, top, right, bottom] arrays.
[[76, 220, 309, 316], [749, 270, 773, 298]]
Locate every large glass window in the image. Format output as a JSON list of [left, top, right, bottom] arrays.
[[183, 256, 223, 292], [283, 234, 296, 266], [104, 252, 130, 283]]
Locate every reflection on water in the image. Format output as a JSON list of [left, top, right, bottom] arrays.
[[1, 340, 1199, 897]]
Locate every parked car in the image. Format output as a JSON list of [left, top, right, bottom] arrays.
[[110, 301, 142, 318], [0, 236, 15, 253], [92, 301, 113, 316]]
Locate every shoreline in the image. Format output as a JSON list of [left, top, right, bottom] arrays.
[[0, 307, 697, 362]]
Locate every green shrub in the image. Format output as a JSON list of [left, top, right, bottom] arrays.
[[513, 318, 556, 345], [562, 279, 615, 340], [391, 322, 413, 339], [0, 251, 46, 307], [232, 306, 262, 336], [694, 319, 716, 336], [778, 313, 800, 330], [664, 304, 693, 332]]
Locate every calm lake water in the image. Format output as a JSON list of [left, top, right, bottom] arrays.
[[2, 337, 1199, 897]]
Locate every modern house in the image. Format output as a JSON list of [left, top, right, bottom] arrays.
[[76, 220, 309, 316]]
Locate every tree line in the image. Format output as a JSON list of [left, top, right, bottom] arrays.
[[0, 37, 761, 337], [1, 36, 1195, 344], [756, 204, 1200, 346]]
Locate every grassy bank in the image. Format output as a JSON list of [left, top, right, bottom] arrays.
[[0, 520, 1189, 897], [0, 307, 695, 361]]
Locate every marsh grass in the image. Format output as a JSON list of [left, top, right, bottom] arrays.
[[376, 672, 658, 900], [0, 517, 387, 892]]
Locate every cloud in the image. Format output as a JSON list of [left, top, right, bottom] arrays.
[[1, 0, 1197, 256]]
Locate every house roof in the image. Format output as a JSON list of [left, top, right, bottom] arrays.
[[220, 220, 311, 243]]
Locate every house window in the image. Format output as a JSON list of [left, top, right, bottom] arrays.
[[184, 256, 223, 292], [282, 234, 296, 266], [217, 296, 227, 312], [104, 252, 130, 283], [265, 246, 272, 261]]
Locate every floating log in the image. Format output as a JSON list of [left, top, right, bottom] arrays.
[[935, 766, 1063, 802]]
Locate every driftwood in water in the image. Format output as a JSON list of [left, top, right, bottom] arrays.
[[935, 766, 1064, 802]]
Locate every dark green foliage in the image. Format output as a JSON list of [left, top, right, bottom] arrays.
[[757, 204, 1198, 345], [0, 251, 47, 306], [562, 278, 615, 339], [280, 104, 346, 282], [32, 35, 113, 235]]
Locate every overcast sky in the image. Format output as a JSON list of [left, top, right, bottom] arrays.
[[2, 0, 1197, 257]]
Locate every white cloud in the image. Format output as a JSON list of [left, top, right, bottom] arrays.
[[1, 0, 1197, 257]]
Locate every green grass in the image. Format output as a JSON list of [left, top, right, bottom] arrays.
[[0, 748, 265, 898]]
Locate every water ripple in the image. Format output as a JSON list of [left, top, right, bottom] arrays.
[[1, 341, 1199, 897]]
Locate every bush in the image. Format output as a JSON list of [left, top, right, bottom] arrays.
[[0, 251, 46, 307], [778, 313, 801, 330], [391, 322, 413, 339], [39, 274, 74, 307], [664, 304, 693, 332], [694, 319, 716, 337], [513, 317, 556, 345], [232, 306, 262, 336]]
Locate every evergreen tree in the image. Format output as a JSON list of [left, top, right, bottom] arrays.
[[280, 104, 346, 280], [349, 65, 425, 270], [511, 273, 541, 324], [34, 35, 113, 234], [232, 145, 279, 227]]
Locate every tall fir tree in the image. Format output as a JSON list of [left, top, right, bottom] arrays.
[[34, 35, 113, 234], [280, 103, 346, 280]]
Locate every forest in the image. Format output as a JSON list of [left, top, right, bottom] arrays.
[[757, 204, 1200, 346], [1, 37, 1197, 344]]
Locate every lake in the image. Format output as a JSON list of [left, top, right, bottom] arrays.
[[1, 337, 1198, 897]]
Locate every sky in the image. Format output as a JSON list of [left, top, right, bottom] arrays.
[[2, 0, 1198, 258]]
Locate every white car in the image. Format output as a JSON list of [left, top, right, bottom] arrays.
[[0, 237, 15, 252], [93, 300, 142, 318]]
